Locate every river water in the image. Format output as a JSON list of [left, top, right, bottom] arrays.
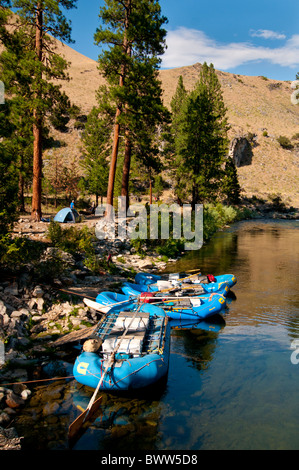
[[15, 219, 299, 451]]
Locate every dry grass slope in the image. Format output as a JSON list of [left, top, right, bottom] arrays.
[[160, 64, 299, 207], [4, 33, 299, 207]]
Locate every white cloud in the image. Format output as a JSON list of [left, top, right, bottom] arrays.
[[249, 29, 286, 40], [162, 27, 299, 72]]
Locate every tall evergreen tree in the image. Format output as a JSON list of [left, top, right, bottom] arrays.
[[0, 18, 34, 212], [168, 75, 188, 203], [132, 122, 164, 204], [0, 4, 20, 231], [7, 0, 77, 220], [94, 0, 168, 215], [170, 75, 187, 136], [173, 63, 231, 208], [80, 92, 114, 205], [222, 157, 241, 204], [0, 102, 19, 237]]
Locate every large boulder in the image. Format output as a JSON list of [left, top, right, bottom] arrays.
[[229, 136, 253, 167]]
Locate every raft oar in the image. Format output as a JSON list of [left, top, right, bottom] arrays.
[[68, 303, 143, 445], [176, 271, 202, 281], [152, 271, 204, 288], [83, 296, 137, 312], [83, 290, 208, 313], [68, 395, 103, 446], [150, 293, 222, 307], [151, 297, 203, 304], [158, 283, 207, 293]]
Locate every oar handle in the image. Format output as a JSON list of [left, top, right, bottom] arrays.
[[159, 285, 204, 293], [99, 296, 138, 308], [85, 356, 112, 414]]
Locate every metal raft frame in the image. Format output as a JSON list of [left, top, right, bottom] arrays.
[[93, 310, 167, 358]]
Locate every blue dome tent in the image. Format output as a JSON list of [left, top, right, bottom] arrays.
[[53, 208, 80, 223]]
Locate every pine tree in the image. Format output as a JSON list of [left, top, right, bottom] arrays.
[[7, 0, 77, 220], [133, 125, 164, 204], [173, 63, 231, 208], [80, 97, 114, 205], [169, 75, 188, 203], [222, 158, 241, 204], [0, 103, 19, 236], [0, 5, 20, 231], [0, 18, 34, 212], [94, 0, 168, 215], [170, 76, 187, 136]]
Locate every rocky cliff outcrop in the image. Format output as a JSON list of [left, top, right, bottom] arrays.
[[229, 136, 253, 167]]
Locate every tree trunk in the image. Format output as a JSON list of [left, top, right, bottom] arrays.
[[105, 0, 131, 219], [191, 185, 199, 212], [18, 153, 25, 212], [148, 167, 153, 205], [32, 114, 43, 220], [31, 3, 43, 222], [120, 36, 132, 214], [149, 177, 153, 205], [120, 129, 131, 213], [106, 107, 121, 218], [18, 173, 25, 213]]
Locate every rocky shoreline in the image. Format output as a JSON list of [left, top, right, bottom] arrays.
[[0, 217, 174, 450]]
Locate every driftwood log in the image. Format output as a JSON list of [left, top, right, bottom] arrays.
[[51, 326, 97, 347]]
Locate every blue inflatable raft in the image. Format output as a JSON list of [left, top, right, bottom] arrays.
[[73, 303, 170, 391], [92, 289, 226, 321], [122, 280, 230, 297], [153, 293, 226, 320], [134, 272, 237, 289]]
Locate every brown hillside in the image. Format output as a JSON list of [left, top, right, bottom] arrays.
[[52, 41, 299, 207], [4, 33, 299, 207], [159, 63, 299, 207]]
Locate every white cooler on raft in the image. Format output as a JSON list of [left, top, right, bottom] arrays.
[[102, 312, 149, 357], [114, 312, 149, 331], [102, 332, 144, 356]]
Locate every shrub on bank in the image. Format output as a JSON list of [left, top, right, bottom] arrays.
[[130, 203, 253, 258], [203, 203, 251, 241], [0, 222, 108, 277], [0, 235, 44, 267], [47, 221, 107, 274]]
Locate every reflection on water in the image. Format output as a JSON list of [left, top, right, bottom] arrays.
[[164, 219, 299, 450], [15, 219, 299, 450]]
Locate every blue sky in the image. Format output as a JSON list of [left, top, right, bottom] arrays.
[[65, 0, 299, 81]]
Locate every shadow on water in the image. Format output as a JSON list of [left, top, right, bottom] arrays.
[[17, 372, 170, 451]]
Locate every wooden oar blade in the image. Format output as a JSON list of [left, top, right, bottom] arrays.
[[68, 395, 103, 447]]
